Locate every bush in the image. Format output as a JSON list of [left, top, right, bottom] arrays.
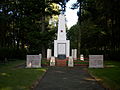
[[81, 48, 120, 61], [0, 48, 9, 62], [27, 49, 41, 55], [0, 48, 27, 62], [109, 50, 120, 61]]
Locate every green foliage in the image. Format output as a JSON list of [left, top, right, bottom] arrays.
[[0, 48, 27, 62], [69, 0, 120, 60], [67, 24, 80, 49], [109, 50, 120, 61], [0, 0, 61, 57]]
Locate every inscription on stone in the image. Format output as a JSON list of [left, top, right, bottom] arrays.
[[26, 55, 41, 68], [58, 43, 66, 55], [89, 55, 103, 68]]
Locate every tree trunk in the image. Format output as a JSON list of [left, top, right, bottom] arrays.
[[41, 15, 46, 58], [78, 0, 82, 58]]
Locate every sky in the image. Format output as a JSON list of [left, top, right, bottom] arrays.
[[65, 0, 79, 29]]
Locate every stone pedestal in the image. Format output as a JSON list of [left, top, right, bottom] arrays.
[[54, 40, 70, 58], [68, 56, 74, 67], [50, 56, 55, 66], [47, 49, 52, 60], [80, 54, 84, 61]]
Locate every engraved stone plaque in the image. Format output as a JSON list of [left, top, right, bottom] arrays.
[[89, 55, 103, 68], [58, 43, 66, 55], [26, 55, 41, 68]]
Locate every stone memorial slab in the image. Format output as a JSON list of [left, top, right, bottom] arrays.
[[50, 56, 56, 66], [68, 56, 74, 67], [47, 49, 52, 60], [58, 43, 66, 55], [26, 55, 41, 68], [89, 55, 103, 68]]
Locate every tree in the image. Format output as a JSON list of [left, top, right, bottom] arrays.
[[0, 0, 61, 58], [69, 0, 120, 60]]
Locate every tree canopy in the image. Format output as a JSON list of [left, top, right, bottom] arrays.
[[68, 0, 120, 60], [0, 0, 63, 59]]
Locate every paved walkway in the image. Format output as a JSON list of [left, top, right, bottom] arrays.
[[34, 67, 106, 90]]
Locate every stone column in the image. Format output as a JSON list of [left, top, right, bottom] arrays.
[[47, 49, 52, 60], [74, 49, 77, 60], [72, 49, 74, 58], [39, 54, 42, 67], [72, 49, 77, 60]]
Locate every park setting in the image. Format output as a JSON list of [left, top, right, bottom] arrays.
[[0, 0, 120, 90]]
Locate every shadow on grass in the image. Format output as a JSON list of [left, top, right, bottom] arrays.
[[0, 60, 47, 90]]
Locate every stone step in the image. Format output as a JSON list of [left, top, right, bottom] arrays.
[[56, 60, 67, 66]]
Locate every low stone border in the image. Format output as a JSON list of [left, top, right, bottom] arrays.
[[87, 69, 109, 90], [14, 63, 25, 69]]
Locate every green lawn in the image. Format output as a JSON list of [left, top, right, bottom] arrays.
[[88, 61, 120, 90], [0, 60, 47, 90]]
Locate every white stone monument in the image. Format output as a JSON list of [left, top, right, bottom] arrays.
[[72, 49, 74, 58], [50, 56, 56, 66], [68, 56, 74, 67], [80, 54, 84, 61], [47, 49, 52, 60], [89, 55, 104, 68], [54, 13, 70, 59], [26, 54, 41, 68], [72, 49, 77, 60]]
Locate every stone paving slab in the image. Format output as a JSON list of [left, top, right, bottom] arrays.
[[34, 67, 106, 90]]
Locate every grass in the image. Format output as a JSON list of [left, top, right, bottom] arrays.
[[0, 60, 47, 90], [88, 61, 120, 90]]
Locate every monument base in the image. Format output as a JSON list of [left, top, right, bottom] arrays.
[[58, 55, 66, 59], [56, 59, 67, 66]]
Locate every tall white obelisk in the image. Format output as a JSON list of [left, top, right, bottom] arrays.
[[54, 13, 70, 59]]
